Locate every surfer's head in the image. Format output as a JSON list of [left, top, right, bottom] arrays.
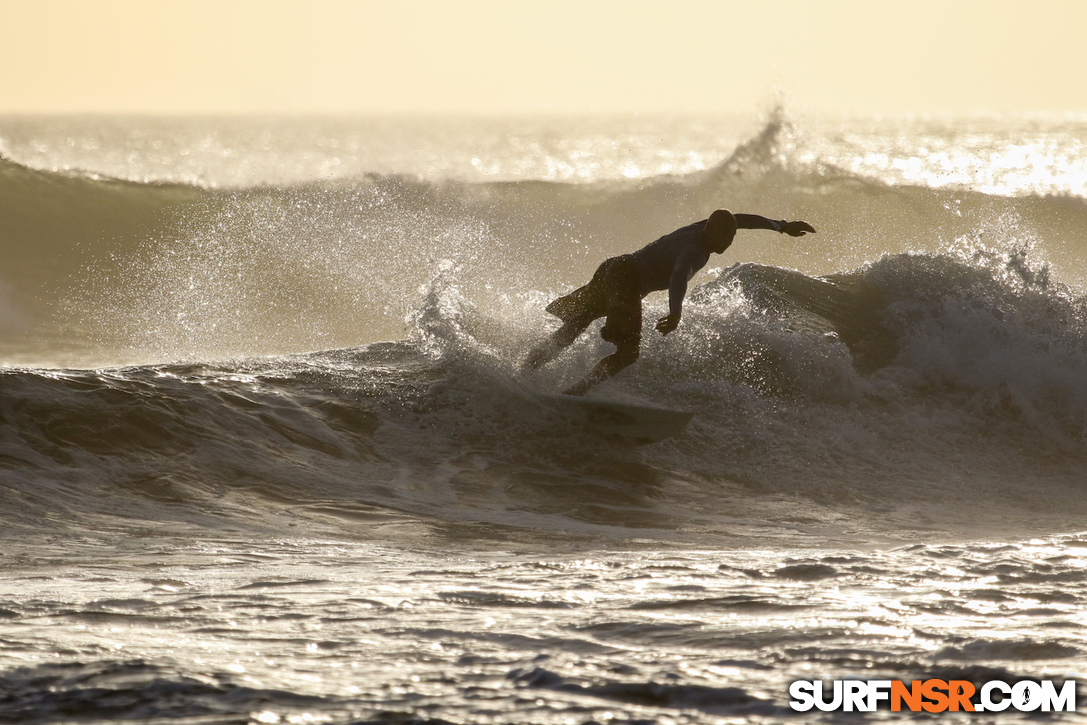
[[704, 209, 737, 253]]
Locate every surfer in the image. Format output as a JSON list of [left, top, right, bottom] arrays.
[[521, 210, 816, 395]]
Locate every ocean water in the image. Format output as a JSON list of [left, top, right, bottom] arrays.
[[1, 109, 1087, 723]]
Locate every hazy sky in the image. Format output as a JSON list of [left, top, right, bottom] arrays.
[[5, 0, 1086, 116]]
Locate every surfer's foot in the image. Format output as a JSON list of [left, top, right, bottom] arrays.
[[520, 353, 540, 375], [562, 379, 592, 396], [520, 345, 554, 374]]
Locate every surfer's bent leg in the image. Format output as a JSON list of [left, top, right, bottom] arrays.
[[563, 257, 641, 396], [521, 315, 595, 373], [522, 259, 615, 374]]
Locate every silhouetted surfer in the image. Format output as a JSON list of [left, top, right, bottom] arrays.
[[522, 210, 816, 395]]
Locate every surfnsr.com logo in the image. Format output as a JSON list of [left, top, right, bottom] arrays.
[[789, 679, 1076, 713]]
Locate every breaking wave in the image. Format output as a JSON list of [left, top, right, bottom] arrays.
[[3, 113, 1087, 541]]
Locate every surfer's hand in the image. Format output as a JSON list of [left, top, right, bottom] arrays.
[[655, 313, 680, 336], [782, 221, 816, 237]]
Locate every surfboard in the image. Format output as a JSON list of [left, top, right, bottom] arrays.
[[536, 393, 693, 444]]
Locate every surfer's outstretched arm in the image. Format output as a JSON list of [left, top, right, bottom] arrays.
[[734, 214, 816, 236], [655, 260, 694, 336]]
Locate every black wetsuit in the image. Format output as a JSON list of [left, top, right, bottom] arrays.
[[544, 219, 716, 355]]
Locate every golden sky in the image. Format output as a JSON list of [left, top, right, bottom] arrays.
[[4, 0, 1086, 115]]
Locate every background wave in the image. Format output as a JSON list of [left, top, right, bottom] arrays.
[[4, 113, 1087, 366]]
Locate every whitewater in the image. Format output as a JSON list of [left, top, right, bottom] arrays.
[[1, 110, 1086, 723]]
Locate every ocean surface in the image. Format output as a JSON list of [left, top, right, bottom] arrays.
[[1, 110, 1086, 723]]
